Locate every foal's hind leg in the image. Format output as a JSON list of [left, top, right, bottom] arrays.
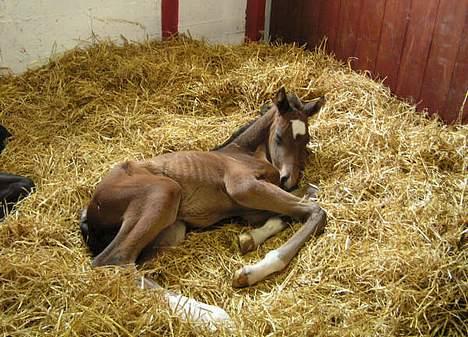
[[92, 177, 182, 267], [137, 220, 187, 264]]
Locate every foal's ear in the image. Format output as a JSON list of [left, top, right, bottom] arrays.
[[304, 96, 325, 117], [274, 87, 290, 113]]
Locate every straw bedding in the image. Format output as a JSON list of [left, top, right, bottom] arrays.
[[0, 38, 466, 336]]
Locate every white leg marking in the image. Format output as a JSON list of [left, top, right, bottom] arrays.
[[291, 119, 306, 139], [164, 292, 232, 331], [250, 217, 287, 246], [243, 250, 287, 286], [345, 236, 352, 251], [139, 276, 232, 331]]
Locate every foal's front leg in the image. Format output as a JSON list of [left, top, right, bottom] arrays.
[[237, 185, 320, 254], [233, 210, 325, 287], [238, 216, 287, 254], [225, 176, 326, 287]]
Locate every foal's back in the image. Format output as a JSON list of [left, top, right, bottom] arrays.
[[138, 150, 279, 226]]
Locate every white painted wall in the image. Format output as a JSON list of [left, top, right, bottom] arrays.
[[0, 0, 162, 74], [0, 0, 249, 74], [178, 0, 247, 44]]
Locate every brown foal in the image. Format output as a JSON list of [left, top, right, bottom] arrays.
[[80, 88, 326, 327]]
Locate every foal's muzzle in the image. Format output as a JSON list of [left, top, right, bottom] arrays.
[[280, 175, 298, 192]]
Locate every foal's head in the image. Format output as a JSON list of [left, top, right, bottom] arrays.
[[268, 88, 325, 191]]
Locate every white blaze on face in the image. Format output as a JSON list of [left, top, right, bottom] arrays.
[[291, 119, 306, 139]]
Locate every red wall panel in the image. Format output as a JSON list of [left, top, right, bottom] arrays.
[[161, 0, 179, 39], [419, 0, 467, 117], [354, 0, 386, 73], [395, 0, 439, 103], [269, 0, 468, 123], [334, 1, 363, 60], [444, 13, 468, 123], [246, 0, 267, 41], [375, 0, 411, 91], [318, 0, 341, 52]]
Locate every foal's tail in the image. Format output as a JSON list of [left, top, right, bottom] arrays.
[[79, 208, 118, 257], [79, 208, 89, 241], [79, 208, 98, 255]]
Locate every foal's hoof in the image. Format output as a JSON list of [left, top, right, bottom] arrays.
[[306, 184, 319, 200], [238, 232, 256, 255], [316, 209, 328, 235], [232, 267, 250, 288]]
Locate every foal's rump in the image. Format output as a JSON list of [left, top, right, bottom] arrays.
[[79, 164, 135, 256], [79, 162, 183, 258]]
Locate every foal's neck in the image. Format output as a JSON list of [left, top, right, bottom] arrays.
[[225, 109, 274, 153]]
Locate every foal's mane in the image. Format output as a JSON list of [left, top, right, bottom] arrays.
[[211, 103, 272, 151], [211, 118, 258, 151]]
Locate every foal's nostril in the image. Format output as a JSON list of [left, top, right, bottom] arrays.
[[280, 175, 290, 186]]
